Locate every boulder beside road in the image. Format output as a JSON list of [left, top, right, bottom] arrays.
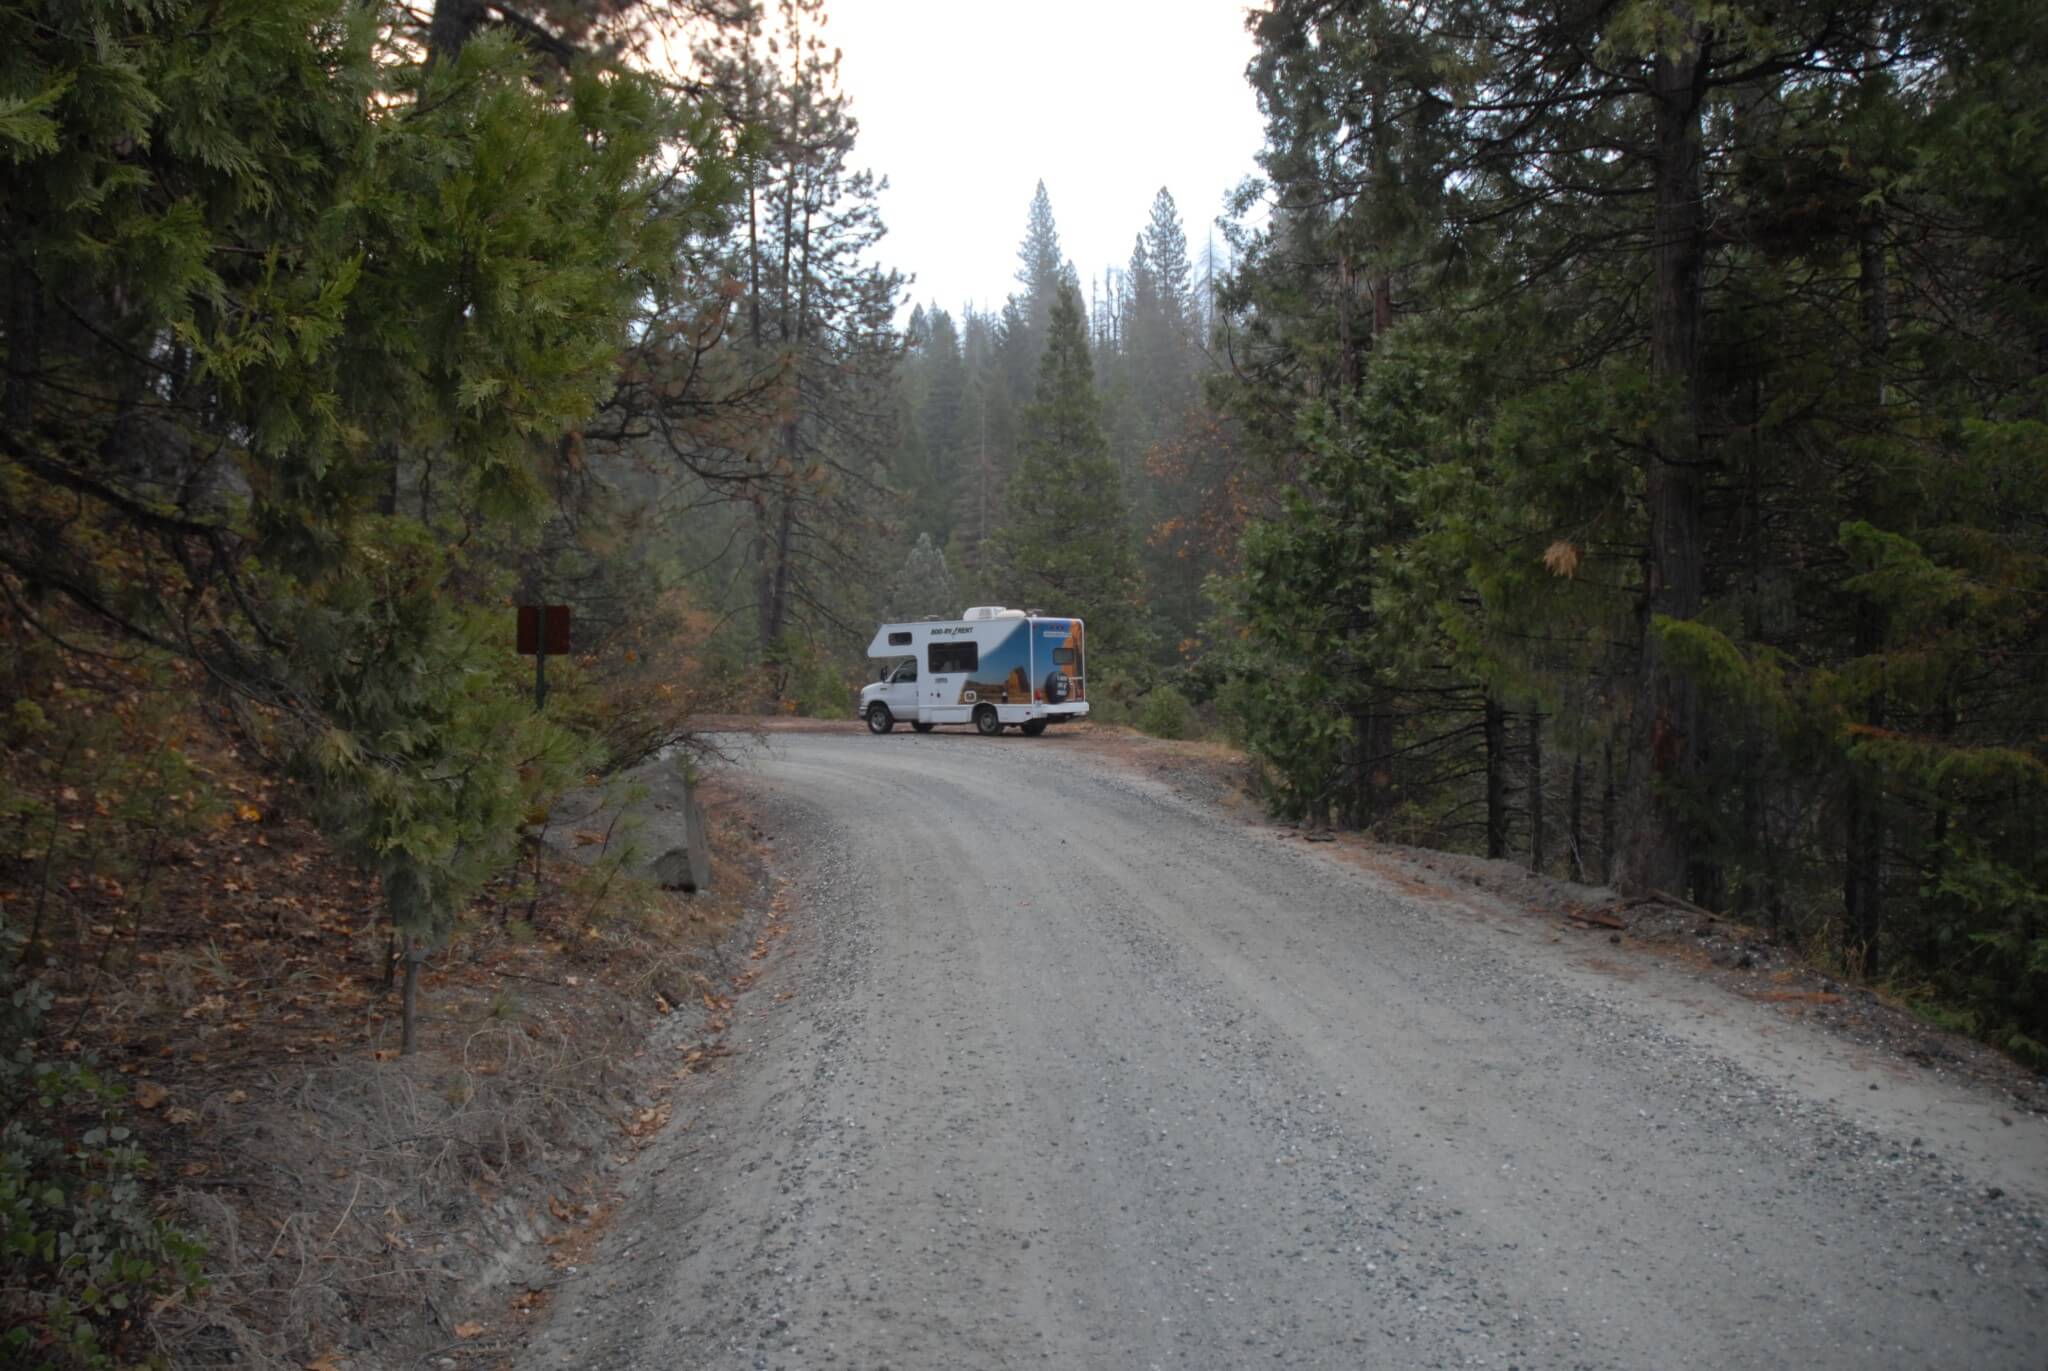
[[541, 753, 710, 894]]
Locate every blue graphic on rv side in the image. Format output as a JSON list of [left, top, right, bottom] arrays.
[[963, 620, 1031, 705]]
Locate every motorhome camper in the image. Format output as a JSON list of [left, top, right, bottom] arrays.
[[858, 607, 1087, 736]]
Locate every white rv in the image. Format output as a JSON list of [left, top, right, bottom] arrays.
[[858, 607, 1088, 736]]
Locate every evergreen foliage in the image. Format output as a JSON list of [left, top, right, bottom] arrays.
[[1, 0, 741, 1048], [1210, 0, 2048, 1054], [8, 0, 2039, 1080], [995, 287, 1142, 662], [884, 533, 958, 623], [686, 0, 904, 672]]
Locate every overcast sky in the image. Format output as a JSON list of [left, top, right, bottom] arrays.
[[820, 1, 1269, 320]]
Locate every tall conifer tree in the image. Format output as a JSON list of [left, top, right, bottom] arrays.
[[996, 286, 1140, 660]]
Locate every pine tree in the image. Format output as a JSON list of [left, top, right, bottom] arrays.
[[907, 307, 965, 543], [690, 0, 904, 676], [1015, 179, 1068, 343], [1215, 0, 2048, 1053], [0, 0, 740, 1051], [884, 533, 958, 622], [995, 286, 1141, 661], [1142, 187, 1195, 364]]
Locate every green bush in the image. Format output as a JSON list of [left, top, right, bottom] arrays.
[[1136, 686, 1195, 740], [764, 634, 860, 719], [1, 920, 205, 1370]]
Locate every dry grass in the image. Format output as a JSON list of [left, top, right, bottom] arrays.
[[7, 688, 771, 1369]]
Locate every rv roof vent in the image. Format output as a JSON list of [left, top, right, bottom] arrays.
[[995, 608, 1027, 618], [962, 605, 1008, 620]]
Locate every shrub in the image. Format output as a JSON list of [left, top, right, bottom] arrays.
[[1136, 686, 1195, 740], [1, 920, 205, 1370]]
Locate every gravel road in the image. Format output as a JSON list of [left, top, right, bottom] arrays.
[[521, 729, 2046, 1370]]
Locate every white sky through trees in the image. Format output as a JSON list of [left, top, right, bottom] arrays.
[[821, 0, 1266, 320]]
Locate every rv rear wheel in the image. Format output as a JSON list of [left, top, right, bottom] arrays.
[[973, 705, 1002, 736], [1020, 719, 1048, 737], [912, 721, 935, 733], [865, 703, 895, 734]]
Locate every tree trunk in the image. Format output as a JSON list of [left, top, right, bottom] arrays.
[[1341, 705, 1368, 831], [399, 933, 422, 1055], [1601, 735, 1618, 885], [7, 258, 38, 435], [759, 180, 815, 658], [1366, 707, 1395, 829], [1844, 74, 1890, 979], [1484, 692, 1508, 860], [759, 467, 798, 648], [428, 0, 487, 62], [1618, 12, 1709, 897], [1845, 602, 1886, 977], [1844, 757, 1883, 976], [1568, 751, 1585, 883], [1528, 711, 1545, 874]]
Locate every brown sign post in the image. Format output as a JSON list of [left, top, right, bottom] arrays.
[[516, 605, 571, 709]]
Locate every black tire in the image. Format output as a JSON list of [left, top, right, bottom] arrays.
[[973, 705, 1002, 736], [1020, 719, 1048, 737], [866, 703, 894, 734], [912, 721, 935, 733], [1043, 670, 1071, 704]]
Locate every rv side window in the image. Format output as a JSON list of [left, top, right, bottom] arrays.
[[929, 642, 978, 674], [892, 661, 917, 683], [887, 631, 912, 646]]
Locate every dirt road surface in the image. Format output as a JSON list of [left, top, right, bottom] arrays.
[[520, 729, 2046, 1370]]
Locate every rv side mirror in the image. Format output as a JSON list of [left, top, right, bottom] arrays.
[[878, 665, 890, 681]]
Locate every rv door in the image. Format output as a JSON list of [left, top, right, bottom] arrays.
[[884, 658, 918, 718], [923, 637, 977, 724]]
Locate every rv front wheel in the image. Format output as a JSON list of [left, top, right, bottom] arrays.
[[973, 705, 1002, 736], [866, 703, 895, 734]]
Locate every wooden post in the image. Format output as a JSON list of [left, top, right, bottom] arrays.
[[535, 630, 548, 711], [518, 605, 568, 712]]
